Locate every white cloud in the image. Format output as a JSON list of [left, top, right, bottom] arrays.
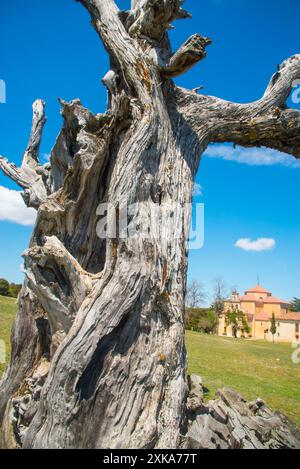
[[235, 238, 276, 252], [204, 145, 300, 168], [0, 186, 36, 226], [41, 153, 50, 163], [194, 183, 203, 197]]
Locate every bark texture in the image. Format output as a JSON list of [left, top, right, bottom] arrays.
[[0, 0, 300, 449]]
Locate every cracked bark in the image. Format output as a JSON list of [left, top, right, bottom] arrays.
[[0, 0, 299, 449]]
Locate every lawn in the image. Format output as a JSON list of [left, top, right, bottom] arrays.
[[0, 295, 17, 376], [0, 298, 299, 427], [186, 330, 300, 426]]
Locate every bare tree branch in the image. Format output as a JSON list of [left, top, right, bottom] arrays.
[[127, 0, 191, 41], [22, 99, 46, 169], [0, 157, 31, 189], [177, 55, 300, 158], [0, 100, 50, 208], [78, 0, 138, 69], [263, 55, 300, 107], [78, 0, 157, 104], [212, 277, 227, 317], [186, 280, 207, 308], [160, 34, 211, 78], [213, 108, 300, 157]]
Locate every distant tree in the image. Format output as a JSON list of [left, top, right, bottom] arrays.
[[290, 298, 300, 312], [270, 313, 277, 343], [0, 278, 10, 297], [8, 283, 22, 299], [212, 277, 227, 317], [185, 308, 217, 334], [186, 280, 207, 309], [241, 317, 251, 336], [197, 318, 213, 334], [0, 279, 22, 298]]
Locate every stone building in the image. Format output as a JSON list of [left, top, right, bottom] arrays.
[[218, 284, 300, 342]]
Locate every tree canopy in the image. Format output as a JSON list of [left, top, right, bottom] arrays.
[[290, 298, 300, 312], [0, 279, 22, 298]]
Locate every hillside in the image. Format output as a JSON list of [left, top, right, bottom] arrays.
[[186, 330, 300, 426]]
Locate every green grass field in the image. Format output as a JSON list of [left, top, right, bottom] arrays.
[[0, 295, 16, 376], [186, 330, 300, 426], [0, 297, 299, 426]]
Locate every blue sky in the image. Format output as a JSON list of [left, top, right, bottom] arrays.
[[0, 0, 299, 303]]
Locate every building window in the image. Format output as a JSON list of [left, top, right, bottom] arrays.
[[296, 324, 299, 334]]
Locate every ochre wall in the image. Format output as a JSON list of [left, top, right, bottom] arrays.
[[240, 301, 256, 314], [253, 320, 269, 340], [246, 292, 269, 300], [263, 303, 283, 316]]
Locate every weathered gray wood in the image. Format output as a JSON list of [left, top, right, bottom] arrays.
[[160, 34, 212, 78], [0, 0, 299, 449], [0, 100, 50, 209], [176, 55, 300, 157], [183, 378, 300, 449]]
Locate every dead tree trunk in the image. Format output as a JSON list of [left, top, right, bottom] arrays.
[[0, 0, 300, 449]]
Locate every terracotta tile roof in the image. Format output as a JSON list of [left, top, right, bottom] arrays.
[[262, 296, 289, 305], [240, 295, 264, 303], [255, 312, 300, 322], [245, 284, 271, 294], [239, 295, 289, 305], [277, 312, 300, 322], [255, 312, 270, 321]]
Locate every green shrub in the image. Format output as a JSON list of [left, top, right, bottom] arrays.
[[225, 309, 251, 338], [185, 308, 217, 334], [8, 283, 22, 299], [0, 279, 10, 297], [0, 278, 22, 298]]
